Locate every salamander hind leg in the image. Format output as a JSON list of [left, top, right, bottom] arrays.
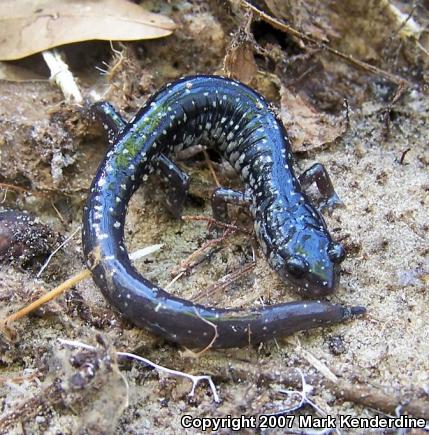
[[299, 163, 344, 215], [211, 187, 251, 222], [157, 154, 190, 219]]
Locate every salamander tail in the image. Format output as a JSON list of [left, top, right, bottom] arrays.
[[342, 305, 366, 319]]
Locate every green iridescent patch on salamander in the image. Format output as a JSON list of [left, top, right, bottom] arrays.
[[113, 104, 170, 169]]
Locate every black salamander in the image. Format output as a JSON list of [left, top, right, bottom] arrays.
[[82, 75, 364, 348]]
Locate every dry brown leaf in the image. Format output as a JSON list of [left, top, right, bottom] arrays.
[[0, 0, 176, 61], [264, 0, 338, 42], [224, 41, 257, 85], [280, 86, 346, 152]]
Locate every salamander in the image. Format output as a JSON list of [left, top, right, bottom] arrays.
[[82, 75, 364, 349]]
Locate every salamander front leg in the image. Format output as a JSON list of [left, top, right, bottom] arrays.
[[299, 163, 344, 214], [157, 154, 190, 219], [211, 188, 251, 222], [91, 101, 126, 142]]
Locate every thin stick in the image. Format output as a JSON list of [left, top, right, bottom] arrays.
[[58, 338, 220, 403], [193, 261, 256, 303], [239, 0, 409, 86], [399, 147, 411, 165], [2, 269, 92, 327], [223, 366, 429, 420], [171, 228, 236, 277], [416, 40, 429, 58], [291, 337, 339, 384], [1, 245, 163, 328], [165, 271, 185, 289], [37, 227, 81, 278], [0, 183, 44, 197], [50, 202, 66, 225], [182, 215, 251, 235], [0, 371, 40, 386], [202, 149, 221, 187]]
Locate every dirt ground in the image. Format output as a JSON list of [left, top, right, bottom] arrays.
[[0, 1, 428, 434]]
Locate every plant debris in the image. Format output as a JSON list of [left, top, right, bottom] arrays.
[[0, 0, 176, 61]]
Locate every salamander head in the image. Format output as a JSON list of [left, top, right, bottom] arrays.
[[273, 226, 346, 297]]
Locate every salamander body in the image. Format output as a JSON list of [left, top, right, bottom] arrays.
[[83, 75, 364, 348]]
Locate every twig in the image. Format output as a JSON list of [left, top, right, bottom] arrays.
[[193, 261, 256, 303], [1, 245, 163, 331], [42, 49, 83, 103], [37, 226, 81, 278], [202, 149, 221, 187], [238, 0, 409, 86], [415, 40, 429, 58], [290, 337, 339, 383], [171, 228, 237, 277], [225, 366, 429, 420], [58, 338, 220, 403], [0, 189, 7, 204], [2, 269, 92, 333], [332, 379, 429, 420], [0, 370, 40, 386], [398, 148, 411, 165], [182, 215, 251, 235], [390, 1, 420, 37], [0, 183, 44, 197], [50, 202, 66, 225]]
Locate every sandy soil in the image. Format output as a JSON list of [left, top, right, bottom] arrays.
[[0, 1, 428, 434]]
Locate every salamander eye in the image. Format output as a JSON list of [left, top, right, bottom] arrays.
[[328, 243, 346, 264], [286, 255, 308, 278]]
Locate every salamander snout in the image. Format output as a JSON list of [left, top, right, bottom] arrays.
[[276, 233, 346, 297]]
